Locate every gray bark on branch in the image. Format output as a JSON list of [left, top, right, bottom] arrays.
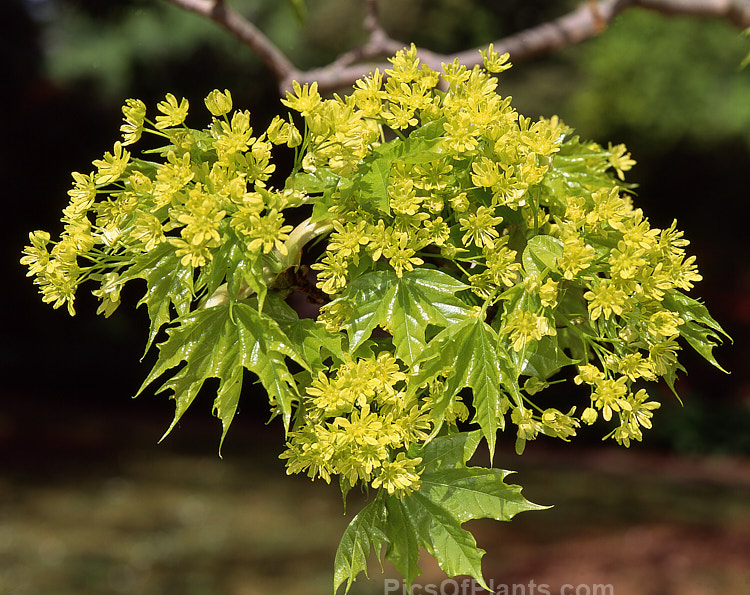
[[164, 0, 750, 95]]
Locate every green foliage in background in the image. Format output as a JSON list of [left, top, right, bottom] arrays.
[[22, 45, 728, 590], [41, 0, 299, 97], [567, 10, 750, 149]]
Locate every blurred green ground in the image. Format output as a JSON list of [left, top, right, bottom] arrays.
[[1, 409, 748, 595]]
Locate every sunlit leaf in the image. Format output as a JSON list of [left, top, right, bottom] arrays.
[[120, 243, 194, 353], [334, 268, 473, 366], [409, 319, 522, 458], [333, 497, 388, 594], [137, 302, 307, 449], [522, 234, 564, 275]]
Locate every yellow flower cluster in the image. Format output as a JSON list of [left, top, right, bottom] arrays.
[[283, 45, 565, 298], [280, 353, 429, 497], [22, 89, 308, 316], [271, 45, 698, 451]]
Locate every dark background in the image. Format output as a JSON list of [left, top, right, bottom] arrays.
[[2, 1, 749, 593]]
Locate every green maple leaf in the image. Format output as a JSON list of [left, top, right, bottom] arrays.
[[333, 498, 389, 595], [196, 228, 266, 308], [348, 124, 445, 217], [333, 431, 545, 593], [333, 268, 473, 366], [356, 158, 392, 215], [522, 234, 564, 275], [408, 318, 522, 459], [515, 334, 577, 379], [664, 290, 731, 373], [138, 302, 308, 449], [119, 243, 194, 352], [263, 293, 346, 374]]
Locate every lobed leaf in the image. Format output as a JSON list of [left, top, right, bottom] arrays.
[[665, 290, 731, 372], [516, 334, 577, 379], [522, 234, 564, 275], [333, 497, 389, 594], [408, 319, 522, 459], [137, 302, 308, 449], [336, 268, 473, 366], [333, 432, 544, 592], [120, 243, 194, 353]]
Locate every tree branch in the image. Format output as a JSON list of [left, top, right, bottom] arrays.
[[165, 0, 300, 86], [164, 0, 750, 96], [634, 0, 750, 26]]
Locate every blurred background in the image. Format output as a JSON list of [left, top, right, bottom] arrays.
[[2, 0, 749, 593]]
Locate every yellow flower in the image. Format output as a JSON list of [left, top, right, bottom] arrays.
[[443, 111, 481, 153], [327, 221, 369, 261], [92, 141, 130, 186], [169, 237, 212, 268], [382, 103, 418, 129], [120, 98, 146, 145], [312, 253, 349, 295], [541, 407, 579, 440], [607, 143, 636, 180], [647, 310, 684, 341], [539, 278, 559, 308], [574, 363, 604, 386], [471, 156, 501, 188], [281, 81, 321, 117], [480, 44, 512, 73], [607, 352, 656, 382], [20, 231, 51, 277], [242, 209, 293, 256], [372, 453, 422, 497], [592, 376, 630, 422], [131, 211, 166, 251], [352, 69, 385, 117], [584, 279, 629, 321], [511, 407, 542, 441], [559, 233, 595, 280], [91, 272, 122, 317], [155, 93, 189, 129], [502, 310, 556, 352], [266, 115, 302, 147], [459, 206, 503, 249], [212, 110, 255, 157], [382, 231, 423, 278]]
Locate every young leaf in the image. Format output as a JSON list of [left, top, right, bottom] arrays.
[[356, 158, 392, 215], [664, 290, 731, 372], [335, 269, 473, 366], [417, 429, 483, 471], [120, 243, 194, 353], [415, 432, 544, 559], [408, 319, 522, 459], [197, 229, 266, 307], [516, 334, 577, 379], [522, 234, 564, 275], [263, 293, 346, 373], [398, 494, 489, 588], [333, 497, 389, 595], [379, 432, 545, 589], [353, 128, 444, 217], [138, 302, 308, 447], [382, 497, 421, 585]]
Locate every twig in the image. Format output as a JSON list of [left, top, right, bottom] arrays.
[[164, 0, 750, 95], [166, 0, 300, 88]]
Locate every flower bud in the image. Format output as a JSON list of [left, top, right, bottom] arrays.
[[204, 89, 233, 117]]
